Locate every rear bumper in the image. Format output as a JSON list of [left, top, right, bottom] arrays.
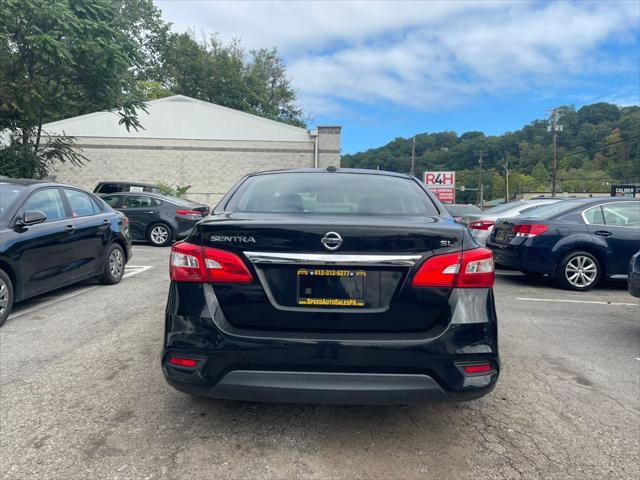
[[167, 370, 454, 405], [162, 283, 499, 404], [487, 241, 554, 275], [174, 218, 201, 239], [470, 228, 491, 247]]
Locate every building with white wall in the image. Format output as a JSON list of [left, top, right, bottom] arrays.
[[43, 95, 341, 204]]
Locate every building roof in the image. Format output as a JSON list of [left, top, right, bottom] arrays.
[[41, 95, 311, 142]]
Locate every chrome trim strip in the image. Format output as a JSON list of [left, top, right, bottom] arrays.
[[244, 251, 422, 266]]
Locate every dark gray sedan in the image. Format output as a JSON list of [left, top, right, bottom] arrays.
[[100, 192, 209, 246]]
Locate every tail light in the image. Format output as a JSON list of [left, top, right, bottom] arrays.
[[176, 209, 203, 217], [513, 224, 548, 238], [169, 241, 253, 283], [412, 248, 494, 288], [167, 356, 199, 368], [468, 220, 494, 230], [460, 363, 494, 375]]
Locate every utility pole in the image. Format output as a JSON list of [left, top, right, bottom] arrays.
[[410, 135, 416, 177], [504, 151, 510, 204], [547, 108, 563, 197], [474, 149, 485, 208]]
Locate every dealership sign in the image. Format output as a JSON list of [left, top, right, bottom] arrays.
[[611, 184, 638, 197], [424, 171, 456, 204]]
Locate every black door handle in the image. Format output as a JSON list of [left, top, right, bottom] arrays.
[[594, 230, 612, 237], [65, 225, 76, 233]]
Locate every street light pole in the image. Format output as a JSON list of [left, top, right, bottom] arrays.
[[474, 149, 485, 208], [547, 108, 563, 198], [410, 135, 416, 177], [504, 151, 509, 203]]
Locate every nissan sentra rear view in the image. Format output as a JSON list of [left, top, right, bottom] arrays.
[[161, 168, 500, 404]]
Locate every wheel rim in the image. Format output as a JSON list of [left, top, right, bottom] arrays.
[[109, 249, 124, 279], [0, 279, 8, 316], [565, 255, 597, 288], [151, 225, 169, 244]]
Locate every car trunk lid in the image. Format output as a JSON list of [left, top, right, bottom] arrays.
[[197, 213, 464, 332]]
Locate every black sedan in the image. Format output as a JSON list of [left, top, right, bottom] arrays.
[[0, 179, 132, 326], [629, 250, 640, 298], [100, 192, 209, 247], [487, 197, 640, 291], [162, 168, 499, 404]]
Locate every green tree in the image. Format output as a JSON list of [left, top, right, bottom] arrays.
[[343, 102, 640, 192], [0, 0, 167, 177], [531, 162, 549, 190], [154, 181, 191, 198], [158, 32, 305, 127]]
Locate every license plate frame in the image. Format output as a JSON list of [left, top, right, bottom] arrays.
[[496, 230, 507, 241], [296, 268, 367, 307]]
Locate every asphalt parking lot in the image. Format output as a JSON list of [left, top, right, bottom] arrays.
[[1, 245, 638, 480]]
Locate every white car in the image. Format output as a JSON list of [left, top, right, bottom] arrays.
[[461, 199, 563, 246]]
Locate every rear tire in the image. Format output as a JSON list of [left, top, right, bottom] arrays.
[[556, 251, 601, 291], [0, 269, 15, 327], [148, 223, 173, 247], [99, 243, 125, 285]]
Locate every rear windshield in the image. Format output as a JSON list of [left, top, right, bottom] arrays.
[[520, 200, 586, 219], [162, 195, 200, 206], [0, 183, 26, 217], [483, 201, 525, 214], [227, 173, 438, 215], [446, 204, 481, 216]]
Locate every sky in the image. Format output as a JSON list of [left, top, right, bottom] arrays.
[[154, 0, 640, 154]]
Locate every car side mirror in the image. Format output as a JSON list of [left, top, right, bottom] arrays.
[[19, 210, 48, 226]]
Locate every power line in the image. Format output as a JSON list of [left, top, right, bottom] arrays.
[[582, 72, 640, 103], [556, 134, 640, 160]]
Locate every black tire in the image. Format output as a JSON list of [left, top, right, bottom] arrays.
[[147, 222, 173, 247], [556, 250, 601, 291], [0, 268, 15, 327], [99, 243, 126, 285]]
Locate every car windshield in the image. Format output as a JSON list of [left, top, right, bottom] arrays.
[[0, 183, 26, 217], [228, 173, 437, 215], [520, 200, 587, 219]]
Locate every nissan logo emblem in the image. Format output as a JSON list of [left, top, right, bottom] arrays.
[[321, 231, 343, 251]]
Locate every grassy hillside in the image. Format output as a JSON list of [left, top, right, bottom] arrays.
[[342, 103, 640, 203]]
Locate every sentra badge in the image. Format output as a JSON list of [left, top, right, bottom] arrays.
[[209, 235, 256, 243]]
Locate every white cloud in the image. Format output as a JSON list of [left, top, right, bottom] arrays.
[[155, 0, 640, 116]]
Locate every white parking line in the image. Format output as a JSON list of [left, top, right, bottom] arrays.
[[7, 265, 154, 320], [123, 265, 154, 279], [516, 297, 639, 307], [8, 286, 101, 320]]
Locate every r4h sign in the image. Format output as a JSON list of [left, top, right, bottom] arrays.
[[424, 171, 455, 187], [423, 171, 456, 204]]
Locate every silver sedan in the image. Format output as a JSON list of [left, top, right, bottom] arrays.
[[461, 199, 562, 246]]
